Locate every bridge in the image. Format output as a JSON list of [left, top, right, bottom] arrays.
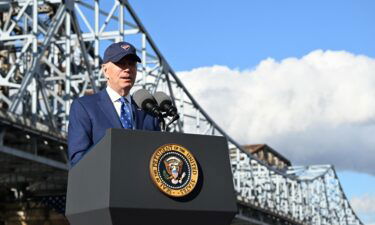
[[0, 0, 364, 224]]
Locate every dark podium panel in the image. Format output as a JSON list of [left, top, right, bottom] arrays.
[[66, 129, 237, 225]]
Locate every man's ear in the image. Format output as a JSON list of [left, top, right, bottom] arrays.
[[102, 64, 108, 79]]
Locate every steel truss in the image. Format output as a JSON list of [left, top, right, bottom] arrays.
[[0, 0, 363, 224]]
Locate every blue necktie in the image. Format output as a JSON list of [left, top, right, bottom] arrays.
[[119, 97, 133, 129]]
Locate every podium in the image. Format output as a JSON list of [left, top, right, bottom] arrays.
[[65, 129, 237, 225]]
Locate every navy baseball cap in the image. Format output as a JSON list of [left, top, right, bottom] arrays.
[[103, 42, 141, 64]]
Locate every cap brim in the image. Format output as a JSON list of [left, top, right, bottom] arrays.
[[110, 52, 141, 63]]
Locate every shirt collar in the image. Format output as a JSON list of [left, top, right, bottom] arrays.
[[106, 86, 131, 103]]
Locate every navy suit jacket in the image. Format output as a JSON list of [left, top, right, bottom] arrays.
[[68, 89, 160, 167]]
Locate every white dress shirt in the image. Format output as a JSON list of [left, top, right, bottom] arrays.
[[106, 86, 134, 128]]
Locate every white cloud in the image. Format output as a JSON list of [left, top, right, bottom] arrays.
[[351, 194, 375, 214], [177, 50, 375, 174], [351, 195, 375, 224]]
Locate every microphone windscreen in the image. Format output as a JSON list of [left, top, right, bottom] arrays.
[[132, 89, 155, 109], [154, 91, 172, 108]]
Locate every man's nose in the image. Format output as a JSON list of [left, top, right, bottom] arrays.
[[121, 65, 130, 71]]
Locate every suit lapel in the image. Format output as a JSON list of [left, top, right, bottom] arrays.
[[98, 90, 123, 129]]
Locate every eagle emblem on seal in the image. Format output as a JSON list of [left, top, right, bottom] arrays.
[[149, 144, 199, 197], [163, 156, 186, 184]]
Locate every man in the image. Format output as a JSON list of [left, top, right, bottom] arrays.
[[68, 42, 160, 167]]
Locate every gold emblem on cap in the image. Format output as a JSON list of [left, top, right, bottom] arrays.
[[120, 44, 130, 50], [149, 144, 199, 197]]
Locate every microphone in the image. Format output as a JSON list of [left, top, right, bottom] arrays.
[[132, 89, 162, 118], [153, 91, 179, 119]]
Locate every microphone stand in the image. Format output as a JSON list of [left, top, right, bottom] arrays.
[[158, 115, 166, 132], [165, 114, 180, 132]]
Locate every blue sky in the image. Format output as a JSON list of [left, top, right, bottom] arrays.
[[130, 0, 375, 71], [128, 1, 375, 223]]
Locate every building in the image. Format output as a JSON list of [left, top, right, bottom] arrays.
[[236, 144, 291, 170]]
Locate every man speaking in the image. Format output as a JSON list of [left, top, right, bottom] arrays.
[[67, 42, 160, 167]]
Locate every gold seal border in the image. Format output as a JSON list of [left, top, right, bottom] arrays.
[[149, 143, 199, 197]]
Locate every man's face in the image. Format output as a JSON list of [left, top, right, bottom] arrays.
[[103, 56, 137, 95]]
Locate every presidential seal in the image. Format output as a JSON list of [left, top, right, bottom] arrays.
[[149, 144, 199, 197]]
